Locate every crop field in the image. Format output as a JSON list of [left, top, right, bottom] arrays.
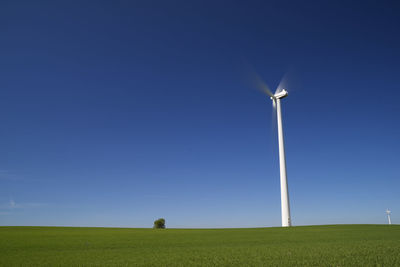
[[0, 225, 399, 266]]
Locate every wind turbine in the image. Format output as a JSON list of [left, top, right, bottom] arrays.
[[386, 209, 392, 225], [250, 72, 292, 227]]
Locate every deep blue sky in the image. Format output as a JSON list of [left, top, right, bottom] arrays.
[[1, 0, 399, 227]]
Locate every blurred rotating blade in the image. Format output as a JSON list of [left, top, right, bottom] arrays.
[[243, 62, 274, 97], [275, 71, 291, 94], [270, 97, 278, 159], [275, 68, 300, 94], [252, 73, 274, 97]]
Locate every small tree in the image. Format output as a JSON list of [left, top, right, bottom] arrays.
[[153, 218, 166, 229]]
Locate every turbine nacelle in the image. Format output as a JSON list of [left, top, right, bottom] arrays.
[[275, 89, 288, 99], [270, 89, 288, 101]]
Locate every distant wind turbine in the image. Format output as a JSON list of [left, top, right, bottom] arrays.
[[250, 71, 292, 227], [386, 209, 392, 225]]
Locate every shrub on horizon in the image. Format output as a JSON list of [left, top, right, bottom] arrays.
[[153, 218, 166, 229]]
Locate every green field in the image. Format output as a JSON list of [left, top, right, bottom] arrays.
[[0, 225, 399, 266]]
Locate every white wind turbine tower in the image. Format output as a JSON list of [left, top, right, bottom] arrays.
[[386, 209, 392, 225], [250, 71, 292, 227]]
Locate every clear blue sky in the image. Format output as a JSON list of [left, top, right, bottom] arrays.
[[1, 0, 399, 227]]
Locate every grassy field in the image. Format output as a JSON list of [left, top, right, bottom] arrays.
[[0, 225, 399, 266]]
